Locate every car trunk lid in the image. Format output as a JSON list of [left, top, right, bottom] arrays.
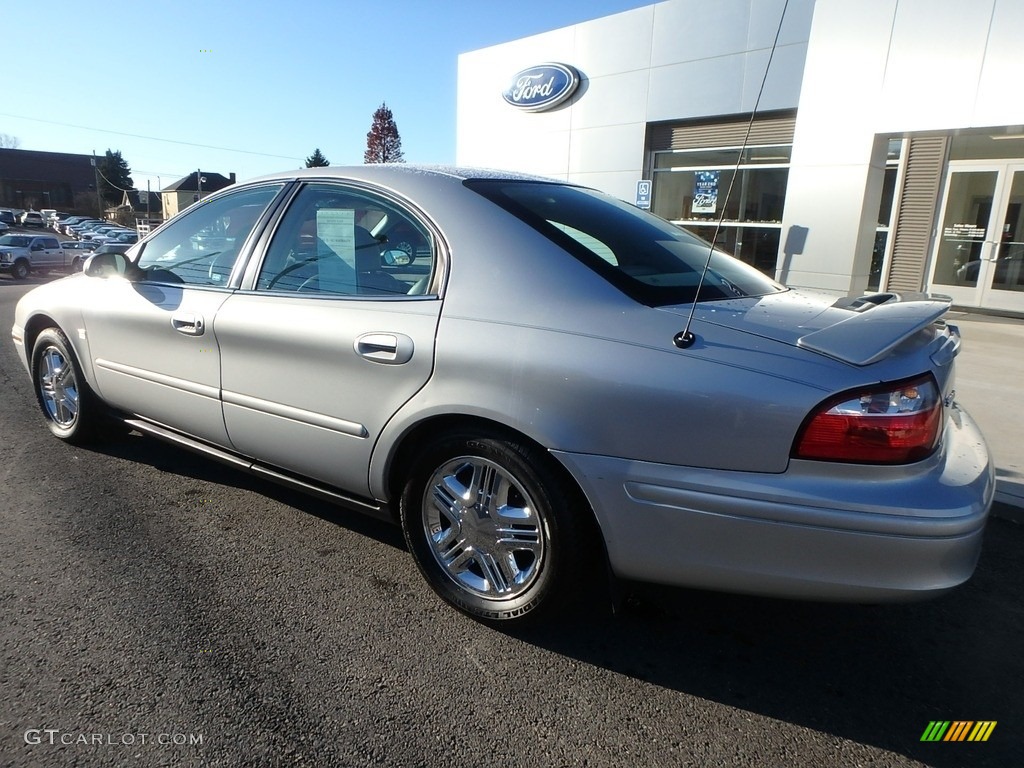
[[658, 291, 957, 367]]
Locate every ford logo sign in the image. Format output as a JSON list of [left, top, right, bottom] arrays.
[[502, 63, 581, 112]]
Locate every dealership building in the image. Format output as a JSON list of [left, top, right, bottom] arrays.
[[457, 0, 1024, 315]]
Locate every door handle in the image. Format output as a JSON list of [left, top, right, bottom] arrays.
[[171, 312, 205, 336], [355, 332, 414, 364]]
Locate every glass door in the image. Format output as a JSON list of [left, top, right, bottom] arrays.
[[981, 167, 1024, 310], [929, 162, 1024, 312]]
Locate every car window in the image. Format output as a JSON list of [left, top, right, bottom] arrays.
[[135, 184, 284, 286], [256, 183, 434, 297], [256, 183, 436, 296], [467, 180, 785, 307]]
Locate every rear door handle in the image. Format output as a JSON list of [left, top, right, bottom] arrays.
[[171, 312, 205, 336], [355, 332, 413, 364]]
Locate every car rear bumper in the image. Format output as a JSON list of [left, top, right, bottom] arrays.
[[553, 403, 994, 601]]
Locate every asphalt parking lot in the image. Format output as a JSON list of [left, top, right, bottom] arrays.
[[1, 279, 1021, 768]]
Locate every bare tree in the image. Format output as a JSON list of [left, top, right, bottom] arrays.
[[0, 133, 21, 149], [364, 103, 404, 164]]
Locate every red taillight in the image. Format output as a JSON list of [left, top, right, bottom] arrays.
[[793, 375, 943, 464]]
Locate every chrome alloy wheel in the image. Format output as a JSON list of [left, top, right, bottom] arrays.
[[422, 456, 546, 600], [37, 345, 80, 428]]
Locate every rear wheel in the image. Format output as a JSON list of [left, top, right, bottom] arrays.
[[31, 328, 104, 444], [400, 431, 597, 624]]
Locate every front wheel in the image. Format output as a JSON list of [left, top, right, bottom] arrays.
[[31, 328, 104, 444], [11, 259, 29, 280], [400, 432, 597, 624]]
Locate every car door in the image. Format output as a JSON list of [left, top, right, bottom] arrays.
[[31, 238, 58, 269], [80, 183, 287, 446], [214, 181, 441, 498]]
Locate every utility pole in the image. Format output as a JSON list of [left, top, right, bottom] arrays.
[[92, 151, 103, 219]]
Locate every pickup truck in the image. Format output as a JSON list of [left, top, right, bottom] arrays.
[[0, 235, 79, 279]]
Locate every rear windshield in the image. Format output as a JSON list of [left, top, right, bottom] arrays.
[[466, 179, 785, 307]]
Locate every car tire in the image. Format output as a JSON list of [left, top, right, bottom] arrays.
[[399, 431, 597, 624], [31, 328, 104, 444], [11, 259, 29, 280], [70, 257, 82, 272]]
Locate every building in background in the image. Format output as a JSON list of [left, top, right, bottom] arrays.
[[457, 0, 1024, 315], [161, 171, 236, 220], [0, 149, 98, 214]]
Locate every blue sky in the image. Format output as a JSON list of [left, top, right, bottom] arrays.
[[3, 0, 654, 194]]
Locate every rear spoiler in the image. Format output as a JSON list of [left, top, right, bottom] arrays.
[[797, 294, 953, 366]]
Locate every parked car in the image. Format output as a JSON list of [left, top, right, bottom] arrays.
[[60, 241, 99, 270], [0, 209, 16, 226], [68, 221, 106, 237], [90, 242, 132, 257], [64, 219, 101, 236], [57, 216, 91, 233], [0, 221, 7, 235], [81, 226, 124, 242], [20, 211, 45, 228], [10, 166, 994, 625], [0, 234, 68, 278], [48, 212, 73, 229], [91, 229, 135, 245], [111, 231, 139, 244]]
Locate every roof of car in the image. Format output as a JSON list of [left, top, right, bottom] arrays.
[[246, 164, 557, 186]]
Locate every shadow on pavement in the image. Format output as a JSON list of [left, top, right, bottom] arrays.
[[96, 431, 1023, 768]]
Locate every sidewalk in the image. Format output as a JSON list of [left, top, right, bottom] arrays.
[[945, 310, 1024, 522]]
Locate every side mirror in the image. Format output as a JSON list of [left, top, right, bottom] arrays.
[[381, 248, 413, 267], [84, 251, 132, 278]]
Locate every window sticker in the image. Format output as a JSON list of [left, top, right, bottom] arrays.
[[317, 209, 356, 268]]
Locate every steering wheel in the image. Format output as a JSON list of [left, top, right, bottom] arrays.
[[207, 250, 234, 284]]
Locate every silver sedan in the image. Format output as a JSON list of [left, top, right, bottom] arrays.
[[11, 166, 994, 624]]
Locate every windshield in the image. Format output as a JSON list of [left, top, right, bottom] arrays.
[[0, 236, 31, 247], [467, 180, 785, 306]]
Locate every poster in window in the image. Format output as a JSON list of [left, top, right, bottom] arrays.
[[317, 209, 356, 268], [693, 171, 719, 214]]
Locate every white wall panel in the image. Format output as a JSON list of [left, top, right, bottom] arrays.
[[647, 55, 748, 122], [876, 0, 995, 131], [974, 0, 1024, 128], [747, 0, 816, 50], [650, 0, 754, 66], [572, 6, 655, 78], [568, 123, 647, 174], [740, 43, 808, 115], [571, 70, 650, 129]]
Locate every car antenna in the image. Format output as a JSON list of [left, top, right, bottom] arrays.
[[674, 0, 790, 349]]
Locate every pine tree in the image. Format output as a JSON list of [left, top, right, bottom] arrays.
[[305, 148, 330, 167], [96, 149, 134, 205], [364, 103, 404, 164]]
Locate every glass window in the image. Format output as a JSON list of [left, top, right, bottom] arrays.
[[867, 165, 900, 291], [135, 184, 284, 286], [256, 183, 434, 297], [467, 180, 785, 307], [650, 144, 790, 276]]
